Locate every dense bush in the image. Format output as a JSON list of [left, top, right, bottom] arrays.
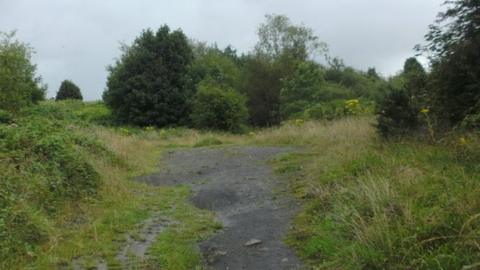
[[376, 89, 419, 137], [188, 43, 241, 90], [280, 61, 324, 118], [241, 55, 287, 126], [0, 110, 13, 124], [56, 80, 83, 100], [0, 106, 108, 262], [0, 32, 45, 112], [419, 0, 480, 128], [103, 26, 193, 127], [375, 58, 427, 138], [191, 82, 248, 132]]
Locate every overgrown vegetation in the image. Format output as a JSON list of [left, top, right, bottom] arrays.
[[191, 81, 248, 132], [1, 0, 479, 269], [378, 0, 480, 137], [0, 101, 222, 269], [249, 119, 480, 269], [102, 14, 387, 130]]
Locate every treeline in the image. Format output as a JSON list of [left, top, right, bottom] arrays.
[[1, 0, 478, 137], [377, 0, 480, 138], [102, 15, 387, 132]]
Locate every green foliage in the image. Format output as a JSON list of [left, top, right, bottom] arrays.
[[74, 101, 113, 125], [240, 55, 286, 126], [0, 31, 46, 112], [460, 100, 480, 130], [241, 14, 331, 127], [376, 88, 419, 137], [419, 0, 480, 127], [375, 58, 427, 138], [287, 141, 480, 269], [255, 14, 327, 61], [20, 100, 113, 126], [280, 59, 383, 120], [56, 80, 83, 100], [188, 43, 241, 89], [264, 119, 480, 269], [103, 26, 193, 127], [191, 82, 248, 132], [303, 99, 373, 121], [0, 106, 108, 263], [280, 61, 324, 117], [0, 110, 13, 124]]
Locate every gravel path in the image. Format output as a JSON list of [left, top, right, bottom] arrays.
[[139, 146, 302, 270]]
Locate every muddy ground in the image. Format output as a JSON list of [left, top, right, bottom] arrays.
[[139, 146, 302, 270]]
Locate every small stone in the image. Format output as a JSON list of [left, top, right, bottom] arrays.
[[282, 258, 289, 263], [244, 239, 262, 246], [216, 250, 227, 256]]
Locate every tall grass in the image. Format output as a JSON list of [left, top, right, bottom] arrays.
[[249, 117, 480, 269]]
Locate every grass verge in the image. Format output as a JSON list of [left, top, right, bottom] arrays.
[[249, 117, 480, 269]]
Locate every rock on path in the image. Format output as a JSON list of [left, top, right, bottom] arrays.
[[139, 146, 302, 270]]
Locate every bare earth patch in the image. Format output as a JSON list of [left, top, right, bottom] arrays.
[[139, 146, 302, 269]]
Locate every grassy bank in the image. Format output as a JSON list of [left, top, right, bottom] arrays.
[[3, 101, 479, 269], [0, 101, 223, 269], [249, 118, 480, 269]]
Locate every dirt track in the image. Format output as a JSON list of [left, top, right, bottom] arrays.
[[140, 146, 302, 269]]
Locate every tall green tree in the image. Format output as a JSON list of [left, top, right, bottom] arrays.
[[56, 80, 83, 100], [241, 55, 287, 126], [242, 14, 327, 126], [103, 26, 193, 126], [280, 61, 324, 118], [419, 0, 480, 125], [375, 57, 427, 137], [403, 57, 428, 107], [188, 43, 241, 90], [255, 14, 327, 61], [0, 31, 46, 112]]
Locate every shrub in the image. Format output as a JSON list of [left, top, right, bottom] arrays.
[[376, 89, 419, 137], [460, 101, 480, 130], [0, 110, 13, 124], [303, 100, 346, 120], [103, 26, 193, 127], [191, 82, 248, 132], [0, 31, 45, 112], [56, 80, 83, 100], [0, 111, 105, 262]]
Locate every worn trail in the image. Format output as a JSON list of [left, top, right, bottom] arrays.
[[140, 146, 302, 269]]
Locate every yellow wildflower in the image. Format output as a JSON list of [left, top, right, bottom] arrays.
[[295, 119, 305, 125], [459, 137, 467, 146], [420, 108, 430, 114]]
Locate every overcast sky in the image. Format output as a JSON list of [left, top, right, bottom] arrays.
[[1, 0, 444, 100]]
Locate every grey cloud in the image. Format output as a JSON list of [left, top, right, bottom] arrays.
[[0, 0, 443, 100]]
